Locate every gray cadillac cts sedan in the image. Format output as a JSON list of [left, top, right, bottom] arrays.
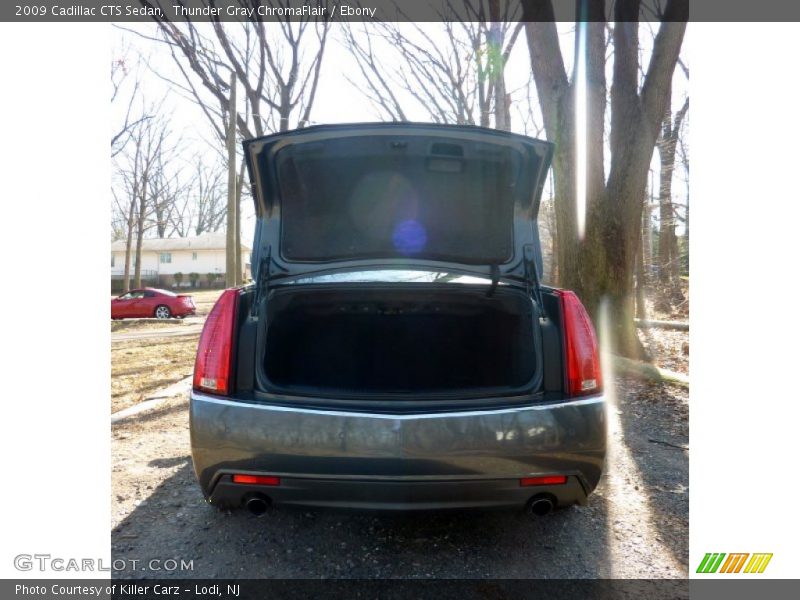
[[190, 123, 606, 517]]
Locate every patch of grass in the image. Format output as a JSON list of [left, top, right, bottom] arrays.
[[111, 337, 198, 413], [111, 319, 187, 333]]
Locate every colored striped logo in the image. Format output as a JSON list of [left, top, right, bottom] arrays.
[[696, 553, 773, 574]]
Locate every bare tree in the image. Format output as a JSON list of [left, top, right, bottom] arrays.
[[539, 195, 558, 282], [343, 1, 524, 129], [166, 156, 227, 238], [111, 52, 152, 157], [149, 142, 188, 238], [114, 114, 180, 290], [677, 120, 689, 246], [523, 0, 687, 357], [110, 187, 129, 242], [125, 4, 331, 283], [655, 55, 688, 295], [110, 184, 138, 293], [114, 136, 144, 293], [514, 74, 546, 137], [635, 191, 650, 320], [133, 123, 167, 288], [128, 2, 331, 137], [226, 73, 238, 288]]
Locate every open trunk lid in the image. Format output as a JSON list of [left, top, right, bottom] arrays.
[[243, 123, 553, 284]]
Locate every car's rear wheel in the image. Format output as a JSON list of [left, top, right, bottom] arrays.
[[155, 305, 172, 319]]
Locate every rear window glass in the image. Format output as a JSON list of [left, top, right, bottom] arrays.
[[274, 134, 530, 264]]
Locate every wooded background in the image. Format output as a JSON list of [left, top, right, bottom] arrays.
[[111, 0, 689, 358]]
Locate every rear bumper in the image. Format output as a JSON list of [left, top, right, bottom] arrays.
[[190, 392, 606, 511], [209, 474, 589, 511]]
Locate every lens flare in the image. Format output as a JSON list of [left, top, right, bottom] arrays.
[[597, 298, 684, 576], [597, 299, 617, 436], [575, 21, 588, 240], [392, 219, 427, 254]]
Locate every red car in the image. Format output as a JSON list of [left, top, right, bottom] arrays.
[[111, 288, 196, 320]]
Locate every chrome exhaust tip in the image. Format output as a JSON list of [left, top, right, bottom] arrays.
[[528, 494, 555, 517], [244, 494, 271, 516]]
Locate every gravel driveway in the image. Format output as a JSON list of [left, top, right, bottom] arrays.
[[111, 375, 688, 579]]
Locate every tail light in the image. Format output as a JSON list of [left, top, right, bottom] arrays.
[[232, 474, 280, 486], [193, 289, 238, 395], [556, 290, 602, 396], [520, 475, 567, 486]]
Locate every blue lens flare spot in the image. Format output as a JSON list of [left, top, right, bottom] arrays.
[[392, 220, 427, 255]]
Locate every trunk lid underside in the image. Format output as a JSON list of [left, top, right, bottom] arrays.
[[243, 123, 553, 283]]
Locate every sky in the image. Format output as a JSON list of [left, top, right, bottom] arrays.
[[112, 21, 689, 245]]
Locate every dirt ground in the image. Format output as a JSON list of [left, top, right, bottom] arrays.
[[639, 328, 689, 375], [110, 321, 689, 578]]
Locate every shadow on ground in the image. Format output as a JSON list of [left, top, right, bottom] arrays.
[[112, 460, 612, 579], [614, 377, 689, 570]]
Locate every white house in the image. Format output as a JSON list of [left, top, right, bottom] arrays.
[[110, 233, 251, 289]]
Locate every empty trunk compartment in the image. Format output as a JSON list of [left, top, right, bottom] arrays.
[[262, 285, 538, 395]]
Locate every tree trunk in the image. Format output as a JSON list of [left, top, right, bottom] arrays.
[[123, 198, 135, 293], [549, 220, 558, 283], [155, 203, 167, 238], [612, 355, 689, 388], [486, 3, 510, 132], [657, 132, 678, 284], [636, 213, 647, 319], [225, 73, 237, 288], [550, 135, 644, 357], [133, 191, 146, 289], [680, 126, 689, 276], [635, 318, 688, 331], [565, 196, 643, 360], [545, 171, 558, 284], [657, 93, 688, 292], [643, 174, 654, 275], [522, 2, 686, 358], [636, 195, 648, 321], [684, 187, 689, 245], [635, 252, 647, 320], [234, 160, 245, 285]]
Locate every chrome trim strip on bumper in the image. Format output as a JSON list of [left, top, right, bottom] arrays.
[[190, 390, 605, 420]]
